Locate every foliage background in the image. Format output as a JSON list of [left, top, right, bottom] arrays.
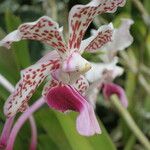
[[0, 0, 150, 150]]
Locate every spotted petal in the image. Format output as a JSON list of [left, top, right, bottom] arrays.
[[68, 0, 126, 50], [0, 16, 67, 58], [45, 85, 101, 136], [4, 59, 60, 117], [79, 23, 113, 54], [102, 19, 134, 52]]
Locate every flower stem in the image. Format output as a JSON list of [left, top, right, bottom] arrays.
[[29, 116, 37, 150], [5, 98, 45, 150], [0, 117, 14, 148], [132, 0, 149, 18], [132, 0, 150, 26], [111, 95, 150, 150]]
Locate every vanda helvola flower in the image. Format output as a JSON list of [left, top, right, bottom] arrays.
[[85, 18, 133, 108], [0, 2, 127, 146]]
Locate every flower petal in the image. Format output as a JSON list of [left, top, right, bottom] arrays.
[[37, 50, 60, 63], [4, 59, 60, 117], [103, 83, 128, 108], [76, 102, 101, 136], [45, 85, 101, 136], [68, 0, 126, 50], [79, 23, 113, 53], [85, 58, 123, 83], [102, 19, 134, 52], [0, 16, 67, 57], [45, 85, 81, 112]]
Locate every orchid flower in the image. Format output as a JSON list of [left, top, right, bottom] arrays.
[[85, 58, 125, 107], [84, 19, 134, 108], [1, 75, 99, 150], [0, 0, 126, 136], [43, 76, 101, 136]]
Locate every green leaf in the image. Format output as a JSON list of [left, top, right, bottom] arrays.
[[55, 112, 94, 150], [144, 0, 150, 14], [56, 112, 116, 150], [38, 134, 59, 150], [0, 28, 19, 83], [35, 107, 72, 150], [124, 135, 136, 150], [144, 95, 150, 112], [88, 120, 117, 150], [35, 107, 116, 150]]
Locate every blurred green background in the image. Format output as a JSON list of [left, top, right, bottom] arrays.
[[0, 0, 150, 150]]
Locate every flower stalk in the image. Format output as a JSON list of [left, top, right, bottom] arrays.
[[29, 115, 37, 150], [132, 0, 148, 16], [111, 95, 150, 150], [132, 0, 150, 27], [0, 117, 14, 148]]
